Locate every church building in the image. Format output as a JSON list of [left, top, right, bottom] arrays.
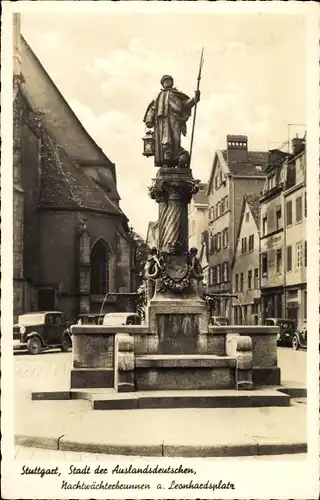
[[13, 15, 136, 321]]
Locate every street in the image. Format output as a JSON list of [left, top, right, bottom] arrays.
[[14, 346, 307, 393], [12, 346, 307, 460]]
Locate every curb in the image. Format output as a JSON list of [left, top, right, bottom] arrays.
[[14, 434, 307, 458]]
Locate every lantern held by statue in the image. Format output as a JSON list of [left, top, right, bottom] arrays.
[[142, 130, 155, 157]]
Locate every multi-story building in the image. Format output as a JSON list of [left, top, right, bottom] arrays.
[[259, 138, 306, 326], [188, 183, 209, 251], [232, 194, 261, 325], [283, 137, 307, 326], [206, 135, 268, 318], [259, 149, 291, 320]]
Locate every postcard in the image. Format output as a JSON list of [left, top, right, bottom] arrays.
[[1, 1, 319, 499]]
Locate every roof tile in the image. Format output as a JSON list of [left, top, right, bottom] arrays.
[[39, 132, 125, 217]]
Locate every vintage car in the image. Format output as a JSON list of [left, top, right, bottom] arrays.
[[210, 316, 230, 326], [13, 311, 72, 355], [76, 313, 105, 325], [264, 318, 296, 346], [292, 321, 307, 350], [102, 312, 141, 326]]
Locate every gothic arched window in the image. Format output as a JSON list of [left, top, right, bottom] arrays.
[[90, 239, 110, 295]]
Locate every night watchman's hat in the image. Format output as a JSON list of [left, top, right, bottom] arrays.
[[161, 74, 173, 86]]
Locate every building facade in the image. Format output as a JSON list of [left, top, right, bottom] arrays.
[[206, 135, 268, 318], [13, 19, 135, 321], [259, 149, 288, 320], [188, 183, 208, 251], [283, 138, 307, 326], [232, 195, 261, 325]]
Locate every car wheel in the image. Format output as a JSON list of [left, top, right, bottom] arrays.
[[61, 333, 71, 352], [292, 335, 299, 350], [27, 337, 42, 355]]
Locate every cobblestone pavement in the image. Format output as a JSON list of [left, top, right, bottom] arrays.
[[14, 446, 307, 461]]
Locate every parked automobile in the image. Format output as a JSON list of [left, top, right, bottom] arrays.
[[103, 312, 141, 326], [291, 321, 307, 350], [76, 313, 105, 325], [13, 311, 72, 355], [264, 318, 296, 346], [210, 316, 229, 326]]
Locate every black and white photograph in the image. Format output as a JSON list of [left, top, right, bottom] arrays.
[[1, 1, 319, 499]]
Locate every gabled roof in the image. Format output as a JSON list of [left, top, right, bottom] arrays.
[[221, 150, 269, 177], [206, 150, 228, 194], [232, 194, 260, 268], [39, 130, 126, 218], [246, 194, 261, 227], [207, 147, 268, 194], [193, 183, 209, 205]]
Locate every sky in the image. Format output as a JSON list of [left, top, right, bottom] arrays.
[[21, 12, 306, 238]]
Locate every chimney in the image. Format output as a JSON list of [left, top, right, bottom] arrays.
[[226, 135, 248, 162], [292, 135, 305, 157]]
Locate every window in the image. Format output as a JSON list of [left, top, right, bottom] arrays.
[[304, 193, 307, 217], [254, 268, 259, 288], [221, 197, 225, 213], [251, 303, 258, 315], [210, 234, 214, 253], [240, 273, 244, 292], [276, 249, 282, 274], [223, 262, 228, 282], [248, 234, 254, 251], [217, 202, 221, 218], [235, 274, 239, 292], [217, 265, 221, 284], [276, 206, 282, 230], [248, 270, 252, 290], [224, 196, 229, 211], [241, 237, 247, 254], [215, 175, 219, 190], [90, 238, 110, 294], [286, 246, 292, 272], [222, 228, 228, 248], [268, 174, 276, 190], [212, 266, 217, 285], [262, 215, 267, 236], [219, 202, 223, 216], [296, 242, 303, 269], [296, 196, 302, 222], [209, 267, 213, 285], [55, 315, 65, 326], [245, 212, 249, 222], [286, 200, 292, 225], [304, 241, 307, 267], [262, 253, 268, 276], [217, 232, 221, 251]]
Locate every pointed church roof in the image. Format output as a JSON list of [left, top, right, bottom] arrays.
[[39, 130, 126, 218]]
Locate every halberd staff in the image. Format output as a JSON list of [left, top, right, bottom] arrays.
[[189, 47, 204, 166]]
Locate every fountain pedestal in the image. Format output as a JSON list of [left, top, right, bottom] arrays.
[[69, 166, 281, 396]]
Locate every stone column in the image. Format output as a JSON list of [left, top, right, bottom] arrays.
[[147, 166, 204, 299], [150, 167, 195, 255]]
